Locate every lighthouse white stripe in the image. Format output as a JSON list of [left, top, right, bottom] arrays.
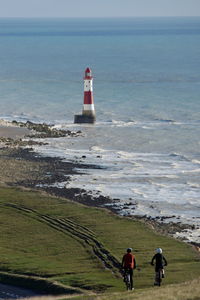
[[84, 80, 93, 92], [83, 104, 95, 111]]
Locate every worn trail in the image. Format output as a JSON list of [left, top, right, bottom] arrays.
[[3, 203, 121, 277]]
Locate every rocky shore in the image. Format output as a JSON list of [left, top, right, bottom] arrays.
[[0, 120, 199, 251], [11, 120, 82, 138], [0, 120, 111, 207], [0, 119, 82, 147]]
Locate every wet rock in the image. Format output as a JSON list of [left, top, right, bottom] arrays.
[[0, 136, 48, 147], [12, 120, 82, 139]]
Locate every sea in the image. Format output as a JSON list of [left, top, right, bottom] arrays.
[[0, 17, 200, 243]]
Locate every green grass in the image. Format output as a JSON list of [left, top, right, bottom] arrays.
[[69, 277, 200, 300], [0, 186, 199, 295]]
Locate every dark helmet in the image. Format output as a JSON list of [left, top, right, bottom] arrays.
[[127, 248, 132, 253]]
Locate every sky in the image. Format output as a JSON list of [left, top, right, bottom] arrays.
[[0, 0, 200, 18]]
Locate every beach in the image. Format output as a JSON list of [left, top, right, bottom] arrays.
[[0, 121, 113, 206], [0, 123, 30, 139]]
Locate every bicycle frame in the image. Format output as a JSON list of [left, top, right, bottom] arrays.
[[124, 269, 131, 290]]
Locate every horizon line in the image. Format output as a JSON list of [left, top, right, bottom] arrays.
[[0, 15, 200, 19]]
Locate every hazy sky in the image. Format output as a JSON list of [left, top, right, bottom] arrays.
[[0, 0, 200, 18]]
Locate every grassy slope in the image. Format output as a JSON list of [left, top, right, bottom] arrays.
[[0, 186, 200, 294], [71, 277, 200, 300]]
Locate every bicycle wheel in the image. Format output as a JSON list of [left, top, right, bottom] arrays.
[[124, 272, 131, 290], [126, 273, 131, 290], [158, 269, 162, 286]]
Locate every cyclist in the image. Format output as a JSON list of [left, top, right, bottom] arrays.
[[151, 248, 167, 286], [122, 248, 136, 290]]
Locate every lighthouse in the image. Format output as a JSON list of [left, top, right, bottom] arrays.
[[74, 67, 96, 124]]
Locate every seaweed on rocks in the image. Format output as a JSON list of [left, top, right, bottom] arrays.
[[0, 136, 47, 147], [12, 120, 82, 138]]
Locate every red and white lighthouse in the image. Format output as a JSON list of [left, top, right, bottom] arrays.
[[74, 67, 96, 123], [83, 67, 95, 118]]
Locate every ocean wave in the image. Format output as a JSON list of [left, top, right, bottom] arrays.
[[109, 120, 135, 127], [183, 168, 200, 174], [53, 120, 135, 129], [187, 182, 200, 188], [0, 114, 47, 124], [170, 162, 181, 168], [175, 228, 200, 244], [141, 125, 154, 130], [117, 151, 136, 159], [169, 152, 189, 161], [191, 159, 200, 165], [90, 146, 106, 152], [154, 118, 176, 123], [131, 188, 147, 198], [164, 175, 179, 179], [52, 119, 200, 131], [52, 122, 86, 129], [149, 181, 168, 188]]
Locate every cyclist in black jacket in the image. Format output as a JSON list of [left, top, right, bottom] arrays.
[[151, 248, 167, 286]]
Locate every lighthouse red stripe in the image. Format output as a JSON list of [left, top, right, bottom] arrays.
[[84, 91, 94, 104]]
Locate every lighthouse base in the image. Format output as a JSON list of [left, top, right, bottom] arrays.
[[74, 114, 96, 124]]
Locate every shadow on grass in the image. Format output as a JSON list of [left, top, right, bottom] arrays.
[[0, 271, 82, 296]]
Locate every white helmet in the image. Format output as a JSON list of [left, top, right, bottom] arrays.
[[156, 248, 162, 254]]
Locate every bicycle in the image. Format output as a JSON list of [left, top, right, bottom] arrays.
[[123, 269, 132, 290], [154, 267, 165, 286], [151, 248, 167, 287]]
